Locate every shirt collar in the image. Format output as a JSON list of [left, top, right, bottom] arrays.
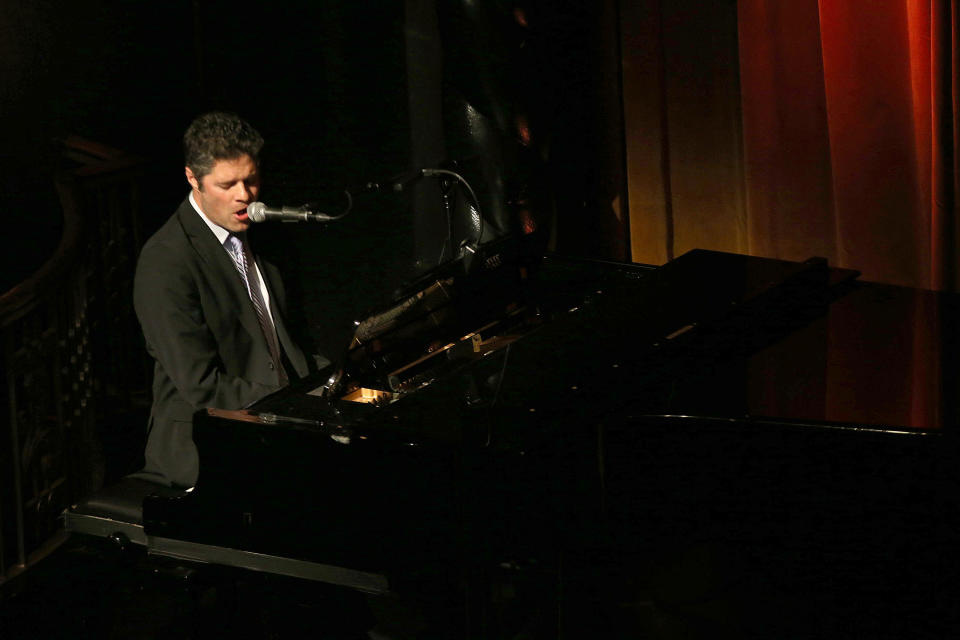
[[189, 191, 232, 245]]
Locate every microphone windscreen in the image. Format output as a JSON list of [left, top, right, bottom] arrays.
[[248, 201, 267, 222]]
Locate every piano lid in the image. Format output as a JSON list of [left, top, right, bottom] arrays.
[[465, 249, 958, 434], [255, 247, 959, 437]]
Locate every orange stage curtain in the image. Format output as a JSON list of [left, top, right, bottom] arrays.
[[737, 0, 958, 429], [739, 0, 960, 291]]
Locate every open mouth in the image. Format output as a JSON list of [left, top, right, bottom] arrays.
[[235, 208, 249, 221]]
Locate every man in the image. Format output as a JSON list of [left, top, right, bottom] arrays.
[[133, 112, 318, 488]]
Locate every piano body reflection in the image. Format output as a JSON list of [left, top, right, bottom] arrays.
[[83, 242, 960, 634]]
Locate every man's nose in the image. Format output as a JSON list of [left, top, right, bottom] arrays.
[[235, 183, 251, 201]]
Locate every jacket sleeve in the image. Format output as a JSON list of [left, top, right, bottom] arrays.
[[134, 238, 278, 412]]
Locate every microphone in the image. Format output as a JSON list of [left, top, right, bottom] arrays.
[[247, 202, 339, 223]]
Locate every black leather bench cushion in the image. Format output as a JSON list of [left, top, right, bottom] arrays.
[[71, 477, 185, 525]]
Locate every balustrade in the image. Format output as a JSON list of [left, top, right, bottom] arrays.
[[0, 137, 147, 582]]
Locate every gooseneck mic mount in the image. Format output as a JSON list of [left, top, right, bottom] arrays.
[[246, 166, 484, 260]]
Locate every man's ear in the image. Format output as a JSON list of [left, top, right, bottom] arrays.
[[185, 166, 200, 191]]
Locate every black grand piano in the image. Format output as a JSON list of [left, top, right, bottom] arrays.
[[65, 241, 960, 637]]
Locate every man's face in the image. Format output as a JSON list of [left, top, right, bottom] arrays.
[[185, 154, 261, 233]]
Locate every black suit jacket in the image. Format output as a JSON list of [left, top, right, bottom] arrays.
[[133, 197, 313, 487]]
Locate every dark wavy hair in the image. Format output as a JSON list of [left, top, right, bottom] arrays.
[[183, 111, 263, 181]]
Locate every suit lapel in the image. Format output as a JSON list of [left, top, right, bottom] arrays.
[[175, 199, 266, 349]]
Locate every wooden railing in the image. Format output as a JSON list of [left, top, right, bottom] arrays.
[[0, 138, 147, 582]]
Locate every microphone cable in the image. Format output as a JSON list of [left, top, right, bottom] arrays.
[[308, 189, 353, 221], [422, 169, 485, 257]]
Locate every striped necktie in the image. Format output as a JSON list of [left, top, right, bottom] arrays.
[[225, 233, 288, 385]]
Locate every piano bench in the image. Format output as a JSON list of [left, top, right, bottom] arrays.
[[63, 476, 185, 551], [63, 477, 392, 596], [60, 480, 377, 636]]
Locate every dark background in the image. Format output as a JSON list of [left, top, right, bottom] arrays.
[[1, 0, 622, 357]]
